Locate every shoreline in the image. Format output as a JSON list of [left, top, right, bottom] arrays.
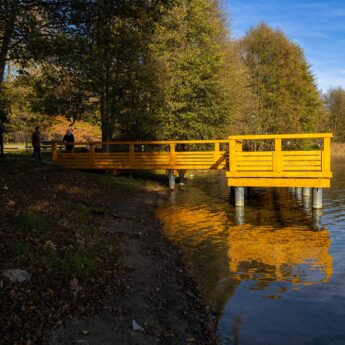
[[0, 159, 219, 345]]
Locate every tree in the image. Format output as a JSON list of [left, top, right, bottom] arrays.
[[324, 87, 345, 141], [0, 0, 64, 121], [149, 0, 251, 140], [239, 23, 323, 135], [48, 0, 178, 141]]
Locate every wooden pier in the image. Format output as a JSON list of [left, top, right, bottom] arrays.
[[52, 133, 332, 207]]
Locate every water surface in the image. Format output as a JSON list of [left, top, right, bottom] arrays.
[[156, 159, 345, 345]]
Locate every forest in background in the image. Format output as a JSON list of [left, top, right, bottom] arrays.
[[1, 0, 345, 143]]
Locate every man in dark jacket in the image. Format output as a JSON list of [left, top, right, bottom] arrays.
[[0, 121, 4, 158], [32, 127, 41, 161], [63, 128, 75, 152]]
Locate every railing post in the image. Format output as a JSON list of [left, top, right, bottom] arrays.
[[89, 143, 94, 167], [52, 142, 57, 163], [229, 138, 236, 173], [273, 138, 282, 173], [322, 137, 331, 173], [214, 142, 220, 163], [129, 144, 134, 168], [169, 143, 176, 168], [236, 140, 243, 152]]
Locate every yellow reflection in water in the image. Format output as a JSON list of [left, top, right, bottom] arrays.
[[158, 205, 333, 290], [228, 224, 333, 285]]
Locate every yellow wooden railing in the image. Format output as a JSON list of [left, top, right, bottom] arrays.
[[52, 133, 332, 188], [52, 140, 229, 170], [226, 133, 332, 188]]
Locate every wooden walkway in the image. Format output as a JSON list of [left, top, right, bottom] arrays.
[[52, 133, 332, 189]]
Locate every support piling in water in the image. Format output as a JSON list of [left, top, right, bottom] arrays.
[[303, 196, 311, 212], [312, 209, 323, 230], [312, 188, 323, 209], [296, 187, 303, 205], [235, 207, 245, 225], [303, 187, 311, 197], [169, 170, 175, 190], [235, 187, 245, 207]]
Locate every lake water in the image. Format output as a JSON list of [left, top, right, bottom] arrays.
[[156, 159, 345, 345]]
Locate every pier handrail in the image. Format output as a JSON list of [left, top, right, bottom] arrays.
[[51, 139, 229, 170], [228, 133, 333, 140], [227, 133, 332, 181]]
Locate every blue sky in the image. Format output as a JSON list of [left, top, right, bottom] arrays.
[[223, 0, 345, 91]]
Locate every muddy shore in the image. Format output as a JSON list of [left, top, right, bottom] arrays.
[[0, 159, 219, 345]]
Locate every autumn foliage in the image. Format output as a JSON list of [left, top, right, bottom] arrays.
[[46, 116, 101, 142]]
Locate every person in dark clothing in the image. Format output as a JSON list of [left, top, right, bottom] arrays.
[[63, 128, 75, 152], [0, 122, 4, 158], [32, 127, 41, 161]]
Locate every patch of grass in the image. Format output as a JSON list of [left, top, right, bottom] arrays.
[[63, 202, 98, 236], [14, 213, 51, 233], [9, 241, 32, 266], [60, 249, 98, 280], [10, 241, 30, 257], [97, 174, 161, 193]]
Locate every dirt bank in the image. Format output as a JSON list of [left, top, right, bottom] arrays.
[[0, 159, 218, 345]]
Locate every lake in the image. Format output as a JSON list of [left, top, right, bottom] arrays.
[[157, 158, 345, 345]]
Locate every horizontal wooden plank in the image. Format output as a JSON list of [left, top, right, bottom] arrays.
[[227, 177, 330, 188], [94, 161, 130, 164], [282, 161, 321, 166], [226, 171, 332, 178], [236, 156, 273, 161], [229, 133, 332, 140], [283, 158, 321, 163], [94, 153, 129, 156], [284, 166, 321, 171], [175, 156, 215, 159], [134, 153, 170, 157], [237, 161, 274, 166], [175, 159, 214, 163], [236, 152, 273, 156], [237, 167, 273, 171], [68, 140, 229, 145], [175, 151, 226, 155], [282, 151, 321, 156]]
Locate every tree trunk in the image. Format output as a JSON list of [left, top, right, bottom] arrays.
[[0, 8, 16, 88]]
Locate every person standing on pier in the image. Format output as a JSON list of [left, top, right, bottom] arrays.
[[31, 127, 42, 161], [63, 128, 75, 152]]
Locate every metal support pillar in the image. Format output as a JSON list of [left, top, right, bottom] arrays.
[[295, 187, 303, 205], [312, 209, 323, 231], [235, 187, 245, 207], [303, 196, 311, 212], [235, 207, 245, 225], [303, 187, 311, 197], [312, 188, 323, 209], [169, 169, 175, 190]]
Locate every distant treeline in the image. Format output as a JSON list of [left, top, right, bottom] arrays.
[[0, 1, 344, 141]]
